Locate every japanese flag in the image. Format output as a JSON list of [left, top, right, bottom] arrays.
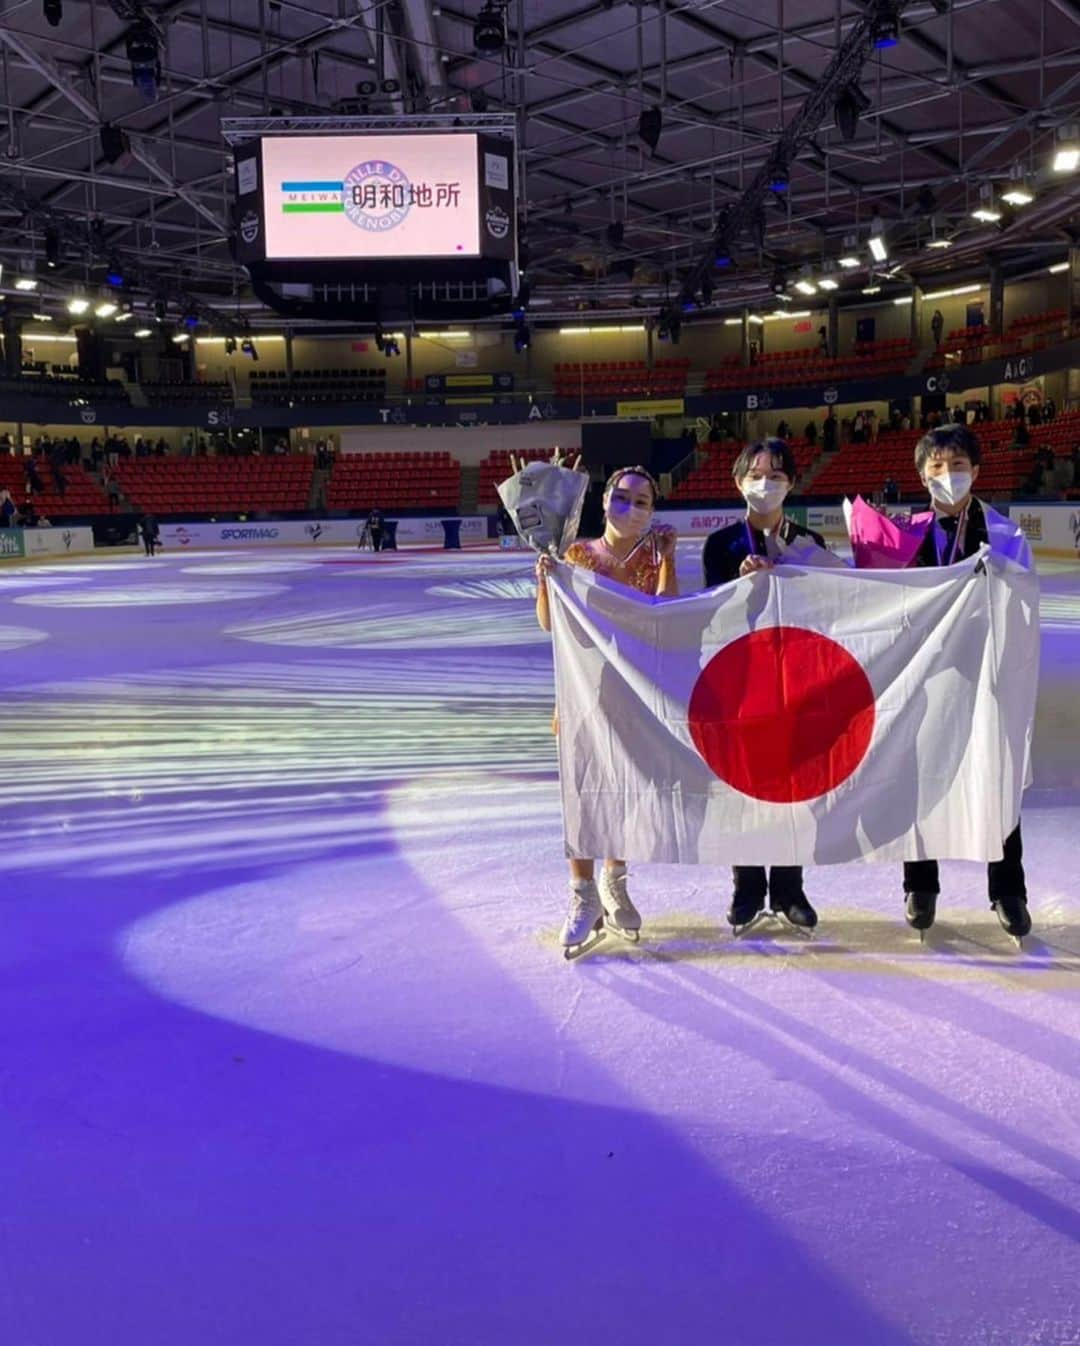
[[547, 553, 1039, 866]]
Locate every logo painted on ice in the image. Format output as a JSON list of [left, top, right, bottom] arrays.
[[343, 161, 411, 233]]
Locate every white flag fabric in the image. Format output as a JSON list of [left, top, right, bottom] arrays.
[[547, 551, 1039, 866]]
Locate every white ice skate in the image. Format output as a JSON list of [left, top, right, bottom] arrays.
[[560, 880, 605, 960], [598, 866, 641, 942]]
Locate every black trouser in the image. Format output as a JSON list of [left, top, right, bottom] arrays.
[[903, 823, 1025, 903], [370, 529, 383, 552], [732, 865, 805, 907]]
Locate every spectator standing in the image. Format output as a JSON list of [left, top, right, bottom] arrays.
[[930, 309, 944, 346], [823, 409, 838, 452], [1, 488, 17, 526], [804, 419, 818, 447]]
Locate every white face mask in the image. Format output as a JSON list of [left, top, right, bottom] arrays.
[[926, 471, 972, 508], [606, 497, 652, 538], [742, 478, 788, 515]]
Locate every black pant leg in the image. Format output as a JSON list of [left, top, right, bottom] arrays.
[[767, 866, 805, 905], [903, 859, 940, 895], [988, 823, 1025, 903], [732, 867, 767, 903]]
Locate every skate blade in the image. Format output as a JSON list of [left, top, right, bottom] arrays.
[[603, 918, 640, 943], [563, 923, 607, 961], [732, 910, 814, 939]]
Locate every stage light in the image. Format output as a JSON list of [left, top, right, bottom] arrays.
[[172, 332, 189, 343], [605, 220, 625, 248], [43, 0, 62, 25], [126, 19, 162, 102], [972, 207, 1001, 222], [872, 4, 900, 47], [1001, 187, 1034, 206], [834, 84, 870, 142], [818, 277, 839, 291], [770, 267, 787, 294], [14, 277, 38, 291], [868, 233, 888, 262], [1052, 126, 1079, 173], [1048, 261, 1069, 274], [100, 124, 130, 164], [134, 327, 152, 338], [794, 279, 817, 296], [224, 336, 237, 354], [45, 226, 60, 267], [241, 337, 259, 361], [838, 255, 860, 269], [67, 296, 89, 315], [513, 321, 530, 353], [115, 310, 134, 322], [862, 285, 881, 295], [638, 107, 662, 154], [767, 158, 789, 193], [94, 301, 117, 318], [927, 236, 952, 250], [473, 4, 505, 52]]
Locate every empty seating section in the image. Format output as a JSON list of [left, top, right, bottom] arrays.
[[477, 448, 553, 505], [804, 418, 1079, 499], [0, 460, 110, 517], [928, 310, 1075, 368], [325, 452, 461, 510], [705, 340, 915, 390], [668, 438, 820, 501], [2, 365, 129, 402], [143, 380, 231, 407], [552, 357, 690, 399], [250, 368, 387, 406], [116, 455, 314, 515], [1007, 307, 1069, 339]]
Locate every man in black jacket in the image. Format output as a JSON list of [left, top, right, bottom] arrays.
[[903, 424, 1031, 941], [702, 438, 830, 934]]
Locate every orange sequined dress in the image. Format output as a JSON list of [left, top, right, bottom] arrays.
[[562, 537, 664, 595], [551, 537, 667, 733]]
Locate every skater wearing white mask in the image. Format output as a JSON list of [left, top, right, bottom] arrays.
[[701, 438, 832, 935], [536, 464, 678, 957]]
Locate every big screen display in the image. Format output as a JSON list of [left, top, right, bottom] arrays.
[[259, 133, 484, 261]]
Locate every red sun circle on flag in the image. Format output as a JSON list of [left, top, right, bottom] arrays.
[[688, 626, 875, 803]]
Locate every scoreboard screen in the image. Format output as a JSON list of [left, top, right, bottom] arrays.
[[235, 132, 515, 265]]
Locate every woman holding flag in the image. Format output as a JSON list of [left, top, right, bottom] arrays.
[[535, 464, 678, 957]]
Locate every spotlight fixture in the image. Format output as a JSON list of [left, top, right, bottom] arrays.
[[126, 18, 162, 102], [638, 107, 663, 154], [44, 226, 60, 267], [99, 124, 130, 165], [656, 311, 681, 344], [1052, 125, 1079, 173], [871, 3, 900, 47], [767, 158, 790, 193], [513, 320, 530, 353], [374, 323, 385, 353], [224, 335, 237, 355], [833, 84, 871, 142], [43, 0, 62, 26], [770, 267, 787, 294], [153, 299, 167, 321], [972, 185, 1000, 223], [240, 337, 259, 361], [384, 338, 400, 358], [105, 258, 126, 288], [473, 3, 505, 53]]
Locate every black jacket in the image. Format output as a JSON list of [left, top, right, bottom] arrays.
[[703, 516, 828, 587], [912, 497, 989, 568]]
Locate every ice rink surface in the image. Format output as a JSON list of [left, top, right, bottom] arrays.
[[2, 541, 1078, 1346]]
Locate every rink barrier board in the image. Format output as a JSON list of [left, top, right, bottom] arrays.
[[155, 517, 489, 551], [0, 525, 95, 559], [655, 504, 1080, 560]]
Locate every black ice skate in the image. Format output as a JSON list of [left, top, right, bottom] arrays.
[[992, 895, 1031, 949], [727, 893, 766, 937], [770, 893, 818, 936], [905, 891, 938, 942]]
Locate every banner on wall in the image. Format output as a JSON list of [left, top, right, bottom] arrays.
[[22, 526, 95, 557], [616, 398, 685, 419], [157, 517, 489, 550], [1010, 503, 1080, 558], [0, 527, 25, 558]]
